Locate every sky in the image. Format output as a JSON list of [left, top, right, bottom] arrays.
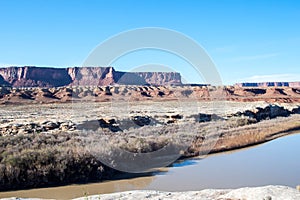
[[0, 0, 300, 85]]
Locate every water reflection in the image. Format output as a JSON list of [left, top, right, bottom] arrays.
[[170, 159, 199, 168], [0, 175, 155, 200], [1, 133, 299, 199], [146, 133, 300, 191]]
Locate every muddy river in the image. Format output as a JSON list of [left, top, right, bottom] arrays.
[[1, 133, 299, 199]]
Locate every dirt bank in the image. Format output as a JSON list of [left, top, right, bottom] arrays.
[[0, 101, 300, 191]]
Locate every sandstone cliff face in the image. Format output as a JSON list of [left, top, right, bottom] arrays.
[[134, 72, 182, 85], [236, 82, 300, 87], [0, 66, 182, 87], [68, 67, 114, 86], [0, 67, 72, 87], [289, 82, 300, 87], [0, 75, 9, 86]]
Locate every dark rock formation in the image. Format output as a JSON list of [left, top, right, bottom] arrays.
[[192, 113, 222, 123], [0, 66, 182, 87], [234, 105, 292, 121], [132, 116, 151, 126], [292, 106, 300, 114], [0, 75, 10, 86], [76, 119, 121, 132], [114, 71, 148, 85]]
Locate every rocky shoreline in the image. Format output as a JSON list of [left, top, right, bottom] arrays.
[[74, 185, 300, 200], [1, 185, 300, 200]]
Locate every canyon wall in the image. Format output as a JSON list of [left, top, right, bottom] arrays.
[[0, 66, 182, 87], [0, 67, 72, 87], [134, 72, 182, 85], [235, 82, 300, 87], [2, 66, 299, 88]]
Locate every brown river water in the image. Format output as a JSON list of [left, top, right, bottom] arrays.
[[1, 133, 300, 199]]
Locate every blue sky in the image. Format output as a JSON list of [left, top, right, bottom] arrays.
[[0, 0, 300, 84]]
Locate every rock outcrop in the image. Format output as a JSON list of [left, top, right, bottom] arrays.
[[0, 66, 182, 87], [74, 186, 300, 200], [0, 67, 72, 87], [232, 105, 293, 122], [1, 85, 300, 104], [235, 82, 300, 87], [134, 72, 182, 85]]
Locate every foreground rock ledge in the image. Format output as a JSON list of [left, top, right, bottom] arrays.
[[2, 186, 300, 200], [74, 186, 300, 200]]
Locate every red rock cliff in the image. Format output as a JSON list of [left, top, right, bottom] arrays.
[[0, 66, 183, 87], [134, 72, 182, 85], [0, 66, 72, 87], [235, 82, 300, 87]]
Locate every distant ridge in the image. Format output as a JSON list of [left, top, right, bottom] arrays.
[[0, 66, 182, 87], [2, 66, 299, 88], [235, 82, 300, 87]]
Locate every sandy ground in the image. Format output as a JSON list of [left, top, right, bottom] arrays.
[[1, 185, 300, 200], [0, 100, 274, 126], [73, 186, 300, 200]]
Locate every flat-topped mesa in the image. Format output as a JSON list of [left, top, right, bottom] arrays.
[[0, 66, 183, 87], [68, 67, 115, 86], [235, 82, 300, 87], [134, 72, 182, 86], [0, 66, 72, 87]]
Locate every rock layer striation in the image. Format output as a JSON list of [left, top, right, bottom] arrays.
[[0, 66, 182, 87]]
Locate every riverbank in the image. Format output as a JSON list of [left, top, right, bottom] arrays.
[[73, 185, 300, 200], [0, 101, 300, 191], [1, 185, 300, 200], [2, 131, 300, 199]]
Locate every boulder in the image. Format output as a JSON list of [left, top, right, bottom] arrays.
[[43, 121, 60, 130], [194, 113, 222, 123], [132, 116, 151, 126], [240, 105, 291, 121], [292, 106, 300, 114]]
